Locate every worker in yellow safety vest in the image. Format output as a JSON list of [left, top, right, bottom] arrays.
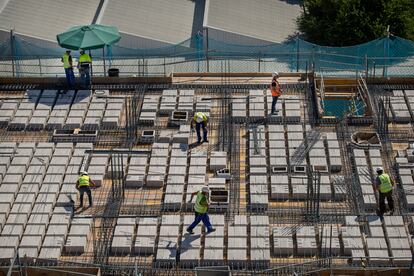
[[374, 167, 395, 215], [186, 186, 215, 234], [76, 171, 95, 208], [77, 49, 92, 87], [61, 50, 75, 88], [191, 112, 209, 144], [270, 71, 282, 114]]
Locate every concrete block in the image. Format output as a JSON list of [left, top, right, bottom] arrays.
[[368, 249, 390, 265], [32, 203, 53, 214], [228, 226, 247, 237], [392, 249, 412, 265], [133, 236, 155, 254], [20, 235, 42, 250], [273, 226, 293, 237], [389, 238, 411, 250], [341, 226, 361, 237], [249, 167, 267, 175], [6, 213, 28, 225], [50, 214, 71, 225], [296, 226, 316, 238], [273, 237, 294, 256], [227, 248, 247, 262], [366, 237, 387, 249], [24, 224, 46, 237], [0, 184, 20, 195], [28, 214, 50, 225], [0, 235, 20, 248], [137, 225, 157, 236], [296, 237, 317, 256], [38, 247, 62, 261], [65, 235, 88, 254], [383, 216, 404, 226], [114, 225, 134, 237]]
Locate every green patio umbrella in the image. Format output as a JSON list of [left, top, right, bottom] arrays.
[[56, 24, 121, 50]]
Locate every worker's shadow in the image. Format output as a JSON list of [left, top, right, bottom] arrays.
[[178, 233, 201, 255], [188, 142, 201, 150]]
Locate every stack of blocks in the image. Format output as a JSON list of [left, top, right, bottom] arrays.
[[102, 98, 124, 129], [0, 99, 19, 126], [227, 215, 247, 264], [195, 95, 211, 113], [47, 91, 75, 130], [296, 225, 317, 256], [146, 143, 169, 187], [133, 217, 157, 254], [203, 215, 225, 263], [64, 90, 91, 129], [326, 132, 342, 172], [389, 90, 411, 123], [353, 149, 377, 210], [250, 216, 270, 265], [180, 215, 202, 264], [87, 152, 108, 187], [28, 90, 57, 130], [366, 216, 389, 265], [398, 167, 414, 208], [111, 217, 135, 254], [9, 90, 40, 130], [156, 215, 179, 263], [249, 90, 265, 119], [84, 94, 106, 130], [139, 95, 159, 125], [164, 144, 187, 210], [273, 225, 294, 256], [187, 151, 207, 206], [126, 153, 148, 188], [284, 95, 301, 123], [159, 90, 177, 115], [341, 216, 364, 256], [287, 124, 306, 172], [384, 216, 411, 265], [65, 217, 92, 254], [177, 90, 194, 112], [231, 96, 247, 122], [268, 124, 287, 173]]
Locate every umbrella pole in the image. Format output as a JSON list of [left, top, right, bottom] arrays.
[[89, 50, 93, 77], [103, 47, 107, 77]]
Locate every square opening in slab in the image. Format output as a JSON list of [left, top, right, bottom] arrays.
[[272, 166, 288, 173], [142, 130, 155, 136], [313, 165, 328, 172], [172, 111, 188, 120], [294, 166, 306, 173], [210, 189, 229, 203]]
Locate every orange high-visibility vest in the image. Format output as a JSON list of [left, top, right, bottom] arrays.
[[271, 80, 281, 97]]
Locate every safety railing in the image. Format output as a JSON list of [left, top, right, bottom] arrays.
[[0, 53, 413, 77]]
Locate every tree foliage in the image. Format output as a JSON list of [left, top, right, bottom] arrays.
[[297, 0, 414, 46]]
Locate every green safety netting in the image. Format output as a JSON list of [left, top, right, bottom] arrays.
[[0, 32, 413, 74]]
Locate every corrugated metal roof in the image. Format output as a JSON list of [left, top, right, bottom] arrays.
[[98, 0, 195, 45], [204, 0, 301, 43], [0, 0, 100, 41]]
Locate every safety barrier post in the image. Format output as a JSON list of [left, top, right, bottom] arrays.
[[258, 56, 261, 72], [10, 29, 15, 77], [296, 34, 300, 72], [364, 55, 368, 79], [38, 56, 42, 76], [163, 57, 166, 76], [103, 48, 107, 77]]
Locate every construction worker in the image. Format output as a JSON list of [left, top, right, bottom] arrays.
[[78, 49, 92, 87], [76, 171, 95, 208], [186, 186, 215, 234], [61, 50, 75, 88], [374, 167, 395, 215], [191, 112, 209, 144], [270, 71, 282, 114]]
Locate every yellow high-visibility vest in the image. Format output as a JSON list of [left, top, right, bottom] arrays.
[[193, 112, 207, 122], [79, 53, 92, 64], [194, 191, 208, 214], [378, 173, 392, 193], [62, 53, 71, 69], [78, 175, 90, 187]]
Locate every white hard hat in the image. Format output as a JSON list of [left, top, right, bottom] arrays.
[[196, 117, 203, 123], [201, 186, 210, 193], [80, 170, 88, 175], [376, 167, 384, 173], [272, 72, 279, 77]]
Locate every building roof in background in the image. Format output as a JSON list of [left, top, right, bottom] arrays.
[[204, 0, 301, 43], [98, 0, 195, 45], [0, 0, 100, 41]]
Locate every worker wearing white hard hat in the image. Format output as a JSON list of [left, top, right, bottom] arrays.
[[76, 170, 96, 209], [191, 112, 209, 144], [270, 72, 282, 114], [374, 166, 395, 216], [186, 186, 216, 234]]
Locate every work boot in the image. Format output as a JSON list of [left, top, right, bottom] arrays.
[[186, 228, 194, 234], [206, 228, 216, 234], [203, 139, 209, 143]]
